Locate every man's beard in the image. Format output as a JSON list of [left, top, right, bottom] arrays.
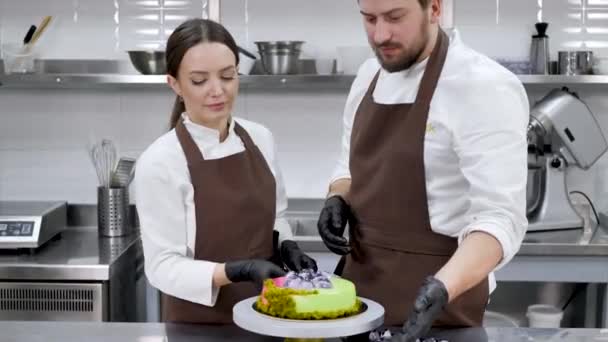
[[374, 23, 430, 72]]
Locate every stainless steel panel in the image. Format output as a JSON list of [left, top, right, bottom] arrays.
[[0, 282, 105, 321], [486, 281, 595, 328], [0, 227, 140, 281]]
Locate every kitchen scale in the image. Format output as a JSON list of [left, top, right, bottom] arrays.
[[0, 201, 67, 250], [233, 296, 384, 340]]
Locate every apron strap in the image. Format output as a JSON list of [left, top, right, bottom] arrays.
[[175, 119, 206, 165], [414, 29, 449, 107]]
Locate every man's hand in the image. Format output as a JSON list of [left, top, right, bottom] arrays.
[[399, 276, 449, 342], [224, 259, 286, 285], [280, 240, 318, 272], [317, 195, 352, 255]]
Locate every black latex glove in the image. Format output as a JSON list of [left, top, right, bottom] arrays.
[[398, 276, 449, 342], [280, 240, 318, 272], [317, 195, 352, 255], [225, 259, 286, 285]]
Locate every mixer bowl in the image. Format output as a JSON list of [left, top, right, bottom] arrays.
[[527, 167, 545, 216]]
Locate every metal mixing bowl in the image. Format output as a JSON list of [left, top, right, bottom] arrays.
[[255, 41, 304, 75], [127, 50, 166, 75], [527, 166, 545, 216]]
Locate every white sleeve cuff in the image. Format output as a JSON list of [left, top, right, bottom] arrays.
[[458, 220, 520, 271], [274, 217, 293, 244], [146, 258, 220, 307]]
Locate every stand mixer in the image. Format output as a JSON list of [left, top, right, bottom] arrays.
[[527, 87, 608, 231]]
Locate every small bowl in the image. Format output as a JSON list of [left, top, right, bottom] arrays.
[[127, 50, 166, 75]]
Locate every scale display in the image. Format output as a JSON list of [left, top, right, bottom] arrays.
[[0, 221, 35, 237]]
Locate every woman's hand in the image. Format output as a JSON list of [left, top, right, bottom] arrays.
[[280, 240, 318, 272]]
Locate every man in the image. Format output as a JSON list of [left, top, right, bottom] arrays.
[[317, 0, 528, 340]]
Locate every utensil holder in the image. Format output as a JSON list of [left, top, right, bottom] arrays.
[[97, 186, 131, 237]]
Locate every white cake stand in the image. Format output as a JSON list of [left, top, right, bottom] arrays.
[[233, 296, 384, 339]]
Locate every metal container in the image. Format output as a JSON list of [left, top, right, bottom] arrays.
[[530, 22, 550, 75], [558, 51, 593, 75], [97, 187, 131, 237], [255, 41, 304, 75], [527, 166, 545, 216], [127, 50, 166, 75]]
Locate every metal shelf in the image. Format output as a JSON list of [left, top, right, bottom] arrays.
[[0, 73, 357, 89], [518, 74, 608, 85], [0, 59, 606, 89]]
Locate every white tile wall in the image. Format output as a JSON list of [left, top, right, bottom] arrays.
[[0, 0, 608, 209], [0, 0, 210, 59], [456, 0, 608, 60]]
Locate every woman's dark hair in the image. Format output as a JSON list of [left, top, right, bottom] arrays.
[[166, 19, 240, 129]]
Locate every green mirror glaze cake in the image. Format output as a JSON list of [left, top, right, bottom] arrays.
[[255, 269, 362, 320]]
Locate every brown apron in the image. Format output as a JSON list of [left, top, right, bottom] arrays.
[[161, 119, 276, 324], [340, 29, 488, 327]]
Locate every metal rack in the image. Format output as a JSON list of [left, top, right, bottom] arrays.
[[0, 60, 606, 89]]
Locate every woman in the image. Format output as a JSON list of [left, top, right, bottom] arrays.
[[135, 18, 317, 324]]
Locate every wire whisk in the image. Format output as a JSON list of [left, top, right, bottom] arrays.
[[89, 139, 117, 188]]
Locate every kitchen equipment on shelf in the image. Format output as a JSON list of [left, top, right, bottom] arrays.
[[558, 51, 594, 75], [0, 201, 67, 250], [238, 46, 257, 60], [315, 58, 335, 75], [2, 43, 36, 74], [336, 45, 373, 75], [530, 22, 550, 75], [238, 48, 257, 75], [22, 25, 36, 45], [255, 41, 304, 75], [111, 157, 136, 188], [127, 50, 166, 74], [526, 87, 608, 231], [593, 56, 608, 75], [25, 16, 52, 53]]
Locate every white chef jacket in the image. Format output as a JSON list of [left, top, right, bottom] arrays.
[[135, 113, 293, 306], [331, 28, 529, 292]]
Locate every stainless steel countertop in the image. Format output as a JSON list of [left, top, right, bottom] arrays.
[[1, 321, 607, 342], [0, 226, 141, 281]]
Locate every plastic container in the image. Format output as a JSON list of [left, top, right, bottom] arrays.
[[2, 42, 37, 74], [593, 57, 608, 75], [336, 46, 372, 74], [238, 52, 256, 75], [315, 58, 335, 75], [526, 304, 563, 328]]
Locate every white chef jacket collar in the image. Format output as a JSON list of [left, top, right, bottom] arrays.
[[181, 112, 236, 145]]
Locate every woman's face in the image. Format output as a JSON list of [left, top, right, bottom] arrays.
[[168, 42, 239, 126]]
